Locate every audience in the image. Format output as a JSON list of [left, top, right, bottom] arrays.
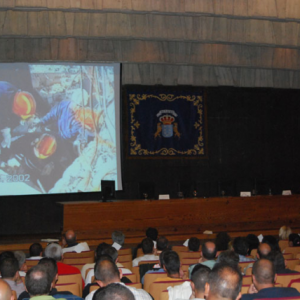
[[279, 226, 292, 240], [271, 251, 299, 274], [205, 263, 242, 300], [132, 238, 159, 267], [112, 231, 125, 250], [28, 243, 43, 260], [13, 252, 27, 276], [189, 241, 217, 276], [262, 236, 280, 252], [0, 258, 25, 298], [242, 259, 300, 300], [156, 236, 169, 255], [0, 279, 13, 300], [85, 257, 151, 300], [215, 232, 231, 253], [62, 230, 90, 254], [188, 238, 201, 252], [217, 251, 239, 268], [233, 237, 253, 262], [93, 283, 134, 300], [246, 234, 259, 256], [146, 228, 158, 249], [289, 233, 300, 247]]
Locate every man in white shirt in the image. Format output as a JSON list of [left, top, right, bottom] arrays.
[[85, 258, 151, 300], [132, 238, 159, 267], [27, 243, 43, 260], [62, 229, 90, 254], [85, 247, 132, 285]]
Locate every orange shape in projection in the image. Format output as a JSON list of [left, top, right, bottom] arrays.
[[34, 134, 57, 159], [13, 91, 36, 119], [75, 107, 99, 132]]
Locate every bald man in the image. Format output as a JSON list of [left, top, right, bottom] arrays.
[[257, 243, 272, 260], [0, 280, 14, 300], [205, 263, 242, 300], [242, 259, 300, 300], [62, 229, 90, 254], [189, 242, 217, 276]]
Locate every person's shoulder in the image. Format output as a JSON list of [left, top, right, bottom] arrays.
[[54, 294, 83, 300], [127, 286, 152, 300]]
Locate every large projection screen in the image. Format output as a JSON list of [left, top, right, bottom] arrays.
[[0, 63, 122, 196]]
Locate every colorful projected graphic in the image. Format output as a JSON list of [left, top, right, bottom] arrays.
[[0, 63, 121, 195]]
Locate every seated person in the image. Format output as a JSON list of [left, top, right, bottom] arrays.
[[279, 226, 292, 241], [241, 259, 300, 300], [13, 252, 27, 277], [272, 251, 299, 274], [27, 243, 43, 260], [111, 231, 125, 250], [62, 230, 90, 254], [289, 233, 300, 247], [217, 250, 239, 268], [262, 236, 280, 252], [155, 236, 169, 256], [0, 279, 14, 300], [132, 238, 159, 267], [0, 258, 25, 298], [233, 237, 253, 262], [189, 241, 217, 276], [93, 283, 134, 300], [215, 232, 231, 255], [85, 247, 132, 285], [154, 250, 185, 282], [246, 234, 259, 256], [188, 238, 201, 252]]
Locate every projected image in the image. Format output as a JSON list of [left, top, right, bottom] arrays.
[[0, 63, 121, 195]]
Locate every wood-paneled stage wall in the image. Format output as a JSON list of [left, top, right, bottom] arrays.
[[60, 195, 300, 244]]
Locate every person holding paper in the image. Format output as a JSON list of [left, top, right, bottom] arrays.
[[62, 230, 90, 254]]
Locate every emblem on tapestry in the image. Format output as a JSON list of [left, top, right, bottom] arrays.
[[154, 110, 180, 139]]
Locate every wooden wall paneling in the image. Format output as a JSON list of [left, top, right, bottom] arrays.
[[80, 0, 102, 10], [228, 19, 246, 44], [46, 0, 74, 9], [130, 14, 150, 39], [0, 11, 6, 35], [273, 69, 292, 89], [131, 0, 151, 12], [0, 1, 14, 8], [77, 39, 88, 60], [163, 64, 179, 85], [0, 38, 14, 61], [151, 0, 166, 13], [89, 12, 107, 37], [196, 16, 214, 41], [149, 14, 168, 40], [239, 68, 256, 87], [276, 0, 287, 19], [286, 0, 300, 20], [106, 13, 131, 38], [65, 12, 75, 36], [213, 0, 234, 16], [86, 39, 116, 61], [254, 69, 274, 88], [273, 48, 287, 70], [28, 11, 50, 36], [2, 11, 27, 36], [248, 0, 277, 18], [247, 20, 275, 45], [285, 22, 300, 47], [137, 63, 151, 85], [165, 15, 186, 40], [177, 65, 194, 85], [214, 66, 234, 86], [50, 38, 60, 60], [39, 38, 52, 60], [184, 0, 196, 13], [15, 0, 47, 7], [49, 11, 67, 36], [291, 71, 300, 89], [58, 38, 78, 61], [232, 0, 248, 17], [212, 17, 229, 42], [72, 12, 90, 37], [165, 0, 185, 13], [193, 0, 214, 14]]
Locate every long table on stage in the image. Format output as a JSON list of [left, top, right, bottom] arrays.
[[59, 195, 300, 243]]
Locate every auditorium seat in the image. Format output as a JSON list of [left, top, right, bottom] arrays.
[[172, 246, 189, 254], [181, 264, 190, 277], [285, 259, 300, 270], [245, 267, 252, 275], [178, 251, 201, 260], [136, 248, 143, 257], [89, 285, 99, 292], [56, 273, 83, 295], [294, 265, 300, 272], [279, 240, 289, 251], [283, 247, 300, 258], [68, 263, 85, 271], [25, 259, 40, 269], [118, 254, 132, 263], [276, 273, 300, 287], [144, 272, 168, 292], [132, 266, 140, 283], [120, 261, 132, 270], [63, 250, 94, 258], [118, 248, 132, 255], [62, 256, 94, 265], [242, 276, 252, 285], [123, 273, 137, 282], [181, 258, 199, 265], [238, 261, 255, 273], [290, 281, 300, 293], [125, 282, 142, 289], [56, 283, 80, 297], [283, 253, 294, 259], [149, 279, 190, 300], [160, 290, 168, 300], [250, 249, 257, 259]]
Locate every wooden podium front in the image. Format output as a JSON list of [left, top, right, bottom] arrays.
[[59, 195, 300, 243]]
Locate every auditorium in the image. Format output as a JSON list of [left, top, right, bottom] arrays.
[[1, 2, 300, 300]]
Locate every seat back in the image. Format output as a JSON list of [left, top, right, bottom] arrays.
[[63, 250, 94, 258], [120, 261, 132, 271], [178, 252, 201, 260], [68, 263, 85, 271], [118, 254, 132, 263], [181, 264, 190, 277], [139, 260, 159, 266], [285, 259, 300, 270], [149, 280, 190, 300], [279, 240, 289, 251], [283, 253, 294, 259], [181, 258, 199, 265], [90, 285, 100, 292], [132, 266, 140, 283], [160, 290, 169, 300], [172, 246, 188, 253], [118, 248, 132, 256], [137, 248, 143, 257], [250, 249, 257, 259], [62, 256, 94, 265], [276, 273, 300, 287], [56, 273, 83, 295], [245, 267, 252, 276], [283, 247, 300, 258], [290, 281, 300, 293], [25, 259, 40, 270], [144, 272, 167, 292], [242, 276, 252, 285], [56, 283, 80, 297], [125, 282, 142, 289], [123, 273, 136, 282], [238, 261, 255, 273]]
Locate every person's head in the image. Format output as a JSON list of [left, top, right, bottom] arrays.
[[38, 258, 58, 284], [112, 231, 125, 246], [233, 237, 249, 256], [279, 226, 292, 240], [262, 235, 280, 252], [14, 251, 27, 272], [161, 250, 180, 276], [191, 265, 211, 299], [246, 234, 259, 255], [202, 242, 217, 260], [0, 279, 14, 300], [188, 238, 201, 252], [252, 259, 276, 290], [289, 233, 300, 247], [0, 258, 19, 280], [29, 243, 43, 257], [205, 263, 242, 300], [95, 243, 111, 261], [25, 265, 52, 297], [0, 252, 14, 263], [257, 243, 272, 259], [44, 243, 63, 261], [215, 232, 231, 252], [146, 228, 158, 241], [141, 238, 154, 255], [102, 247, 118, 263], [217, 251, 239, 268], [64, 230, 77, 245], [93, 283, 134, 300], [157, 236, 169, 251], [94, 257, 121, 287]]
